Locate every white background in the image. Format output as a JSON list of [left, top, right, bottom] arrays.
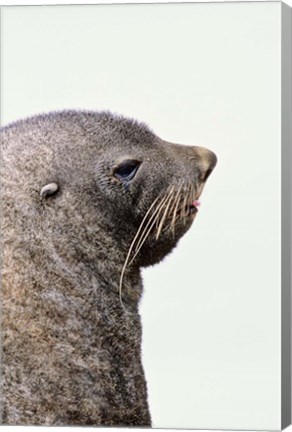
[[0, 1, 290, 432]]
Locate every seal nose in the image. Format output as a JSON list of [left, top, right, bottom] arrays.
[[195, 146, 217, 182]]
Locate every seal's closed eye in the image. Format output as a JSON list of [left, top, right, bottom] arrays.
[[114, 160, 140, 181]]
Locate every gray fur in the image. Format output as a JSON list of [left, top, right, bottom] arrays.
[[0, 110, 216, 426]]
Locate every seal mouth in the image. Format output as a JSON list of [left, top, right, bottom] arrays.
[[192, 199, 201, 208], [183, 199, 201, 217]]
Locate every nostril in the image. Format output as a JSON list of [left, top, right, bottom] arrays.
[[203, 168, 213, 182], [195, 147, 217, 182], [201, 153, 217, 182], [209, 152, 218, 171]]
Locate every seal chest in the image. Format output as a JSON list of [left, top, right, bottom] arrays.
[[0, 110, 216, 426]]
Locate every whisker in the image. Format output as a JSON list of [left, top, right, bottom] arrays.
[[118, 194, 162, 312], [155, 186, 175, 240], [128, 198, 170, 267], [136, 188, 173, 252], [181, 182, 192, 224], [170, 183, 184, 235], [154, 188, 174, 231], [168, 180, 183, 216], [118, 180, 196, 312], [179, 182, 187, 223], [191, 182, 196, 205], [179, 185, 185, 222], [130, 188, 174, 264], [128, 190, 174, 267]]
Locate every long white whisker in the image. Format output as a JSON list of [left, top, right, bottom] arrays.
[[155, 186, 175, 240], [182, 182, 192, 224], [170, 183, 184, 236], [179, 182, 187, 222], [128, 190, 173, 267], [131, 188, 176, 265], [128, 201, 168, 267], [118, 195, 162, 312]]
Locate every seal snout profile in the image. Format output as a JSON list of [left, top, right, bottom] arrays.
[[1, 110, 217, 426], [195, 146, 217, 182], [190, 145, 217, 203]]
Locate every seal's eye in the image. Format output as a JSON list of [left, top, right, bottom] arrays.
[[114, 160, 140, 181]]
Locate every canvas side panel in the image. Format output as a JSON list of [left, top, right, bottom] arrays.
[[0, 7, 3, 127], [0, 6, 3, 424], [281, 2, 292, 429]]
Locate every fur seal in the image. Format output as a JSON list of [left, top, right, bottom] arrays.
[[0, 110, 217, 426]]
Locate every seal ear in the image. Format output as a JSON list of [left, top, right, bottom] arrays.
[[40, 182, 59, 200]]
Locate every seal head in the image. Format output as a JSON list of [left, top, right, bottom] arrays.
[[1, 110, 216, 426]]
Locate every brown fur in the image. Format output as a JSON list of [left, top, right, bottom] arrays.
[[0, 110, 216, 426]]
